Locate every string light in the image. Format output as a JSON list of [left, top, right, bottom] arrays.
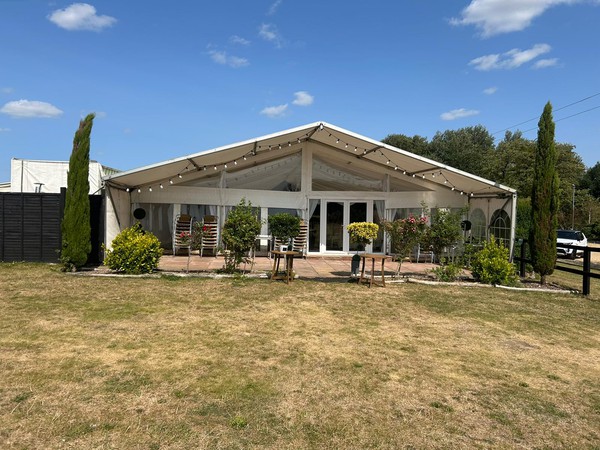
[[134, 124, 473, 197]]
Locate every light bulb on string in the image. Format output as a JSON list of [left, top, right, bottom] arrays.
[[159, 183, 164, 189], [137, 188, 141, 193], [178, 174, 183, 179], [169, 179, 173, 184], [149, 186, 152, 192]]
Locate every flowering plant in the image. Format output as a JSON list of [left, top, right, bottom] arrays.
[[382, 215, 428, 269], [177, 231, 192, 245], [191, 222, 208, 250], [347, 222, 379, 247]]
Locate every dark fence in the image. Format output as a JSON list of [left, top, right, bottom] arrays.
[[0, 191, 104, 264], [514, 240, 600, 295]]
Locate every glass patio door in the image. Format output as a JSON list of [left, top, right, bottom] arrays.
[[323, 200, 369, 252]]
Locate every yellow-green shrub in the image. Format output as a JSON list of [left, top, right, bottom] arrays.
[[103, 224, 163, 274]]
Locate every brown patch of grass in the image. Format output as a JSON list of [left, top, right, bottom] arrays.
[[1, 263, 599, 448]]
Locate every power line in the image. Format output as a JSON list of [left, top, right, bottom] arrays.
[[492, 91, 600, 135], [519, 104, 600, 134]]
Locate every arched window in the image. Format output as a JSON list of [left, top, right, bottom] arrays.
[[469, 208, 486, 242], [489, 209, 511, 246]]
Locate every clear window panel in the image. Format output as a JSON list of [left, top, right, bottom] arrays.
[[326, 201, 344, 251], [349, 202, 367, 251], [309, 200, 320, 252]]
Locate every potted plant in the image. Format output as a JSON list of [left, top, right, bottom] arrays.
[[268, 213, 301, 251], [347, 222, 379, 251]]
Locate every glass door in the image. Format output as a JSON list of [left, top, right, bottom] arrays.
[[325, 201, 344, 251], [349, 202, 368, 252]]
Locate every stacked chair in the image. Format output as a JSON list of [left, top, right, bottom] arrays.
[[172, 214, 193, 256], [200, 215, 219, 257]]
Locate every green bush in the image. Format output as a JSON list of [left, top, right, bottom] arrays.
[[103, 224, 163, 274], [471, 236, 518, 286], [430, 262, 462, 282], [222, 199, 262, 272]]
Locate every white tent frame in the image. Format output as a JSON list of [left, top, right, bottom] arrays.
[[103, 121, 517, 256]]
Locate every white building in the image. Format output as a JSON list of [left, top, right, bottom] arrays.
[[3, 158, 119, 194]]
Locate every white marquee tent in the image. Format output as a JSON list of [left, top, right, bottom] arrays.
[[103, 121, 517, 255]]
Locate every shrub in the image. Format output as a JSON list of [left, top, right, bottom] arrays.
[[222, 199, 262, 272], [471, 236, 518, 286], [382, 215, 428, 268], [430, 262, 462, 282], [423, 207, 465, 264], [103, 224, 163, 274]]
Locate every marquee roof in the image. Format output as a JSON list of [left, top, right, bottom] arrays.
[[104, 121, 516, 198]]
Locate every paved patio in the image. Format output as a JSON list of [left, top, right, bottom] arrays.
[[158, 252, 437, 281]]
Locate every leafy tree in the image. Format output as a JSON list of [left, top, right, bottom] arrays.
[[530, 102, 559, 285], [221, 198, 261, 273], [381, 134, 430, 157], [428, 125, 495, 179], [61, 113, 95, 271], [424, 207, 465, 264], [490, 131, 536, 196], [580, 162, 600, 199]]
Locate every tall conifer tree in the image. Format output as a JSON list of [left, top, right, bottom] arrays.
[[530, 102, 559, 285], [61, 113, 95, 270]]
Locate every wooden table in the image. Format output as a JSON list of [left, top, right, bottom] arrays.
[[270, 250, 300, 284], [359, 253, 392, 287]]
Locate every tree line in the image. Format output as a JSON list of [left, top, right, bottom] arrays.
[[382, 125, 600, 240]]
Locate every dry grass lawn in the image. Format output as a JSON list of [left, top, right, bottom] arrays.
[[1, 263, 599, 449]]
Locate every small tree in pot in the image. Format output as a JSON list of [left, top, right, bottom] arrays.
[[268, 213, 301, 250], [347, 222, 379, 278], [347, 222, 379, 250]]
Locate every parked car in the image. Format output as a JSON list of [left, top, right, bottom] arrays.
[[556, 229, 587, 259]]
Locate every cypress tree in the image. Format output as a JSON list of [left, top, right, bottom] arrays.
[[61, 113, 95, 270], [530, 102, 559, 285]]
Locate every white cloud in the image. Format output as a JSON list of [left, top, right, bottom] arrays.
[[0, 127, 10, 132], [292, 91, 314, 106], [440, 108, 480, 121], [469, 43, 551, 70], [451, 0, 580, 37], [208, 50, 249, 68], [483, 86, 498, 95], [48, 3, 117, 31], [268, 0, 283, 15], [1, 100, 63, 118], [533, 58, 559, 69], [260, 104, 288, 118], [259, 23, 283, 48], [230, 35, 250, 46]]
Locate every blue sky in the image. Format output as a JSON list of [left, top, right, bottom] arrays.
[[1, 0, 599, 182]]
